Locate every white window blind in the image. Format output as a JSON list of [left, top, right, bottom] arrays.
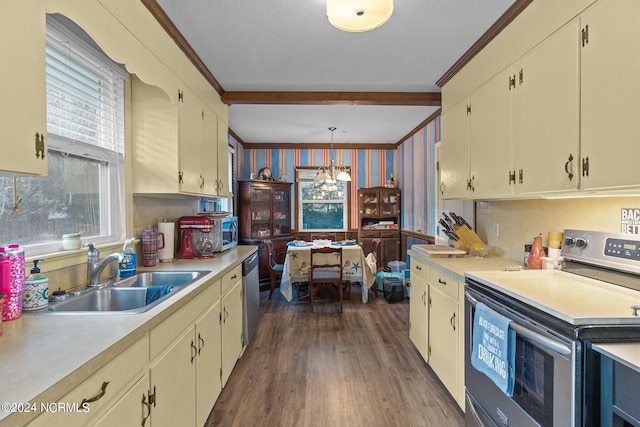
[[45, 15, 127, 154]]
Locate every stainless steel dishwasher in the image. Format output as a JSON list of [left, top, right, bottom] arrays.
[[242, 251, 260, 345]]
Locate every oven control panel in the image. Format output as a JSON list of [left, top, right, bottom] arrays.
[[562, 229, 640, 274], [605, 238, 640, 261]]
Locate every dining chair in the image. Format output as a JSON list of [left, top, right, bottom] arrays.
[[309, 246, 344, 312], [310, 232, 337, 241], [264, 239, 284, 299], [368, 238, 381, 297]]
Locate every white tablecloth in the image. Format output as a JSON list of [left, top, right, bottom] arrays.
[[279, 243, 375, 303]]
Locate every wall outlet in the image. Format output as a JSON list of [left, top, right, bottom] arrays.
[[492, 223, 500, 238]]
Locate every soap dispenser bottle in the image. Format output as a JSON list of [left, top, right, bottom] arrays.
[[527, 234, 545, 270], [119, 239, 137, 278], [23, 259, 49, 310]]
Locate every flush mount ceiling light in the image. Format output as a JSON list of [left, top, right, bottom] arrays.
[[326, 0, 393, 32], [314, 127, 352, 184]]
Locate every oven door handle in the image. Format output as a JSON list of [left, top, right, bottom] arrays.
[[466, 291, 572, 357]]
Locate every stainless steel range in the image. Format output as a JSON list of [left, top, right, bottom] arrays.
[[464, 229, 640, 427]]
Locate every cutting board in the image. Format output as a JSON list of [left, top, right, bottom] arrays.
[[411, 244, 466, 258]]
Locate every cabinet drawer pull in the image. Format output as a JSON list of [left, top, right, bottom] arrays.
[[438, 278, 447, 285], [231, 274, 237, 280], [80, 381, 109, 407], [415, 265, 422, 271]]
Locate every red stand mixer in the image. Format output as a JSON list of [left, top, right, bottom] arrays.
[[176, 216, 218, 259]]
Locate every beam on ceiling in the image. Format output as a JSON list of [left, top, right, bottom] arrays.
[[221, 91, 441, 106]]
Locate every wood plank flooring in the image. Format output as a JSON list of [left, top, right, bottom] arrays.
[[206, 286, 465, 427]]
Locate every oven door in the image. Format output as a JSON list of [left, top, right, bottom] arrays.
[[465, 286, 575, 427]]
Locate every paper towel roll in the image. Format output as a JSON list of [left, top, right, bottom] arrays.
[[158, 221, 176, 262]]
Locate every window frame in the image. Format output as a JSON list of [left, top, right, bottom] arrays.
[[294, 166, 351, 233], [8, 14, 127, 257]]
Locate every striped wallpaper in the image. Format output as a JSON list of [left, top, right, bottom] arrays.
[[228, 115, 440, 233]]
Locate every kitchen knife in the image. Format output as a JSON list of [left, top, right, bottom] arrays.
[[449, 212, 463, 226], [442, 212, 455, 227], [443, 230, 458, 241], [439, 218, 452, 231]]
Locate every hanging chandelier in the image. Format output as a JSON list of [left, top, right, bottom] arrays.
[[314, 127, 352, 184], [326, 0, 394, 32]]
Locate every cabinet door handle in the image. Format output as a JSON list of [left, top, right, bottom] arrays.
[[422, 290, 427, 306], [582, 156, 590, 177], [141, 393, 151, 427], [80, 381, 110, 406], [198, 333, 205, 354], [565, 154, 574, 181], [224, 307, 229, 322], [438, 278, 447, 285], [450, 312, 456, 331], [191, 340, 197, 364]]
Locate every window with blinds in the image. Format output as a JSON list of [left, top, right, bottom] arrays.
[[0, 14, 127, 255]]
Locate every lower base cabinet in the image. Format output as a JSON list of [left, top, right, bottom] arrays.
[[409, 261, 428, 361], [26, 264, 246, 427], [408, 255, 465, 411]]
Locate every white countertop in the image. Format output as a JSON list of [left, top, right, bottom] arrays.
[[0, 246, 257, 426], [407, 250, 522, 283], [465, 269, 640, 325], [593, 343, 640, 374]]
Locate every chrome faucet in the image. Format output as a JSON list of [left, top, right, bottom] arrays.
[[87, 243, 125, 287]]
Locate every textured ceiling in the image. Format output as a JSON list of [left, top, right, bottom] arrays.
[[155, 0, 516, 145]]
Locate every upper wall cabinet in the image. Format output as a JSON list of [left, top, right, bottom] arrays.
[[513, 19, 580, 196], [580, 0, 640, 191], [440, 0, 638, 200], [131, 78, 226, 197], [0, 0, 47, 176]]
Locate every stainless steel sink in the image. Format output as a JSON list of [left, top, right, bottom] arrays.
[[42, 270, 209, 314]]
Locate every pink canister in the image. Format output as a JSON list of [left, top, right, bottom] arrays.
[[1, 245, 25, 321]]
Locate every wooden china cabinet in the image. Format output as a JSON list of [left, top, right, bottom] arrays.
[[357, 186, 401, 268], [237, 180, 293, 287]]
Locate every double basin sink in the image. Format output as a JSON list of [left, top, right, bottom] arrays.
[[43, 270, 210, 314]]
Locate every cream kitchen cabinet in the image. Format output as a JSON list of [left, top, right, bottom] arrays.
[[216, 116, 230, 197], [221, 265, 244, 386], [427, 269, 461, 408], [0, 0, 47, 176], [407, 255, 465, 410], [409, 259, 429, 361], [439, 99, 470, 199], [148, 281, 223, 427], [441, 67, 515, 200], [580, 0, 640, 191], [441, 19, 580, 200], [513, 19, 580, 196], [91, 374, 150, 427], [27, 336, 149, 427], [131, 77, 226, 197], [441, 0, 639, 200]]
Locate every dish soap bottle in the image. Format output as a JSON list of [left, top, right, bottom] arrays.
[[23, 259, 49, 310], [527, 235, 545, 270], [119, 239, 137, 278]]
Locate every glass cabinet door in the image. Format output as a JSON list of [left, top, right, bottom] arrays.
[[273, 190, 290, 236], [381, 190, 400, 215], [250, 188, 271, 239], [360, 190, 379, 216]]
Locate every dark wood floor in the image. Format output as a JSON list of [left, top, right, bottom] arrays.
[[206, 286, 465, 427]]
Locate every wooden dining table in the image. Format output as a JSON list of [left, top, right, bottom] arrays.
[[279, 241, 376, 303]]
